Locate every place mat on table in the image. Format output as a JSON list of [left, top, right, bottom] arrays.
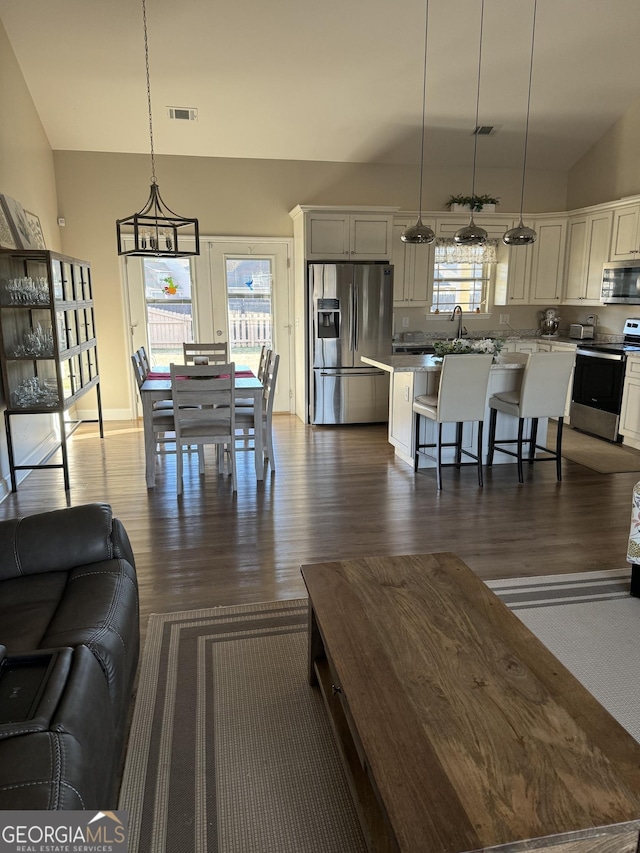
[[146, 369, 255, 380]]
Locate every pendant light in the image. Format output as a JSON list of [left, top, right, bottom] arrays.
[[401, 0, 435, 244], [116, 0, 200, 257], [454, 0, 488, 246], [503, 0, 538, 246]]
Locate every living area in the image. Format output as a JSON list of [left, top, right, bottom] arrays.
[[4, 0, 640, 850]]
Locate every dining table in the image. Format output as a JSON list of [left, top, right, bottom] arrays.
[[139, 364, 264, 488]]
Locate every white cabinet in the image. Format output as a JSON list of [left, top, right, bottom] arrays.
[[564, 210, 613, 304], [528, 218, 567, 304], [392, 217, 435, 306], [610, 205, 640, 260], [389, 370, 431, 463], [304, 211, 394, 261], [620, 355, 640, 447]]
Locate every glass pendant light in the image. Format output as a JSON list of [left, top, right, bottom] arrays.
[[401, 0, 434, 245], [116, 0, 200, 257], [503, 0, 538, 247], [454, 0, 488, 247]]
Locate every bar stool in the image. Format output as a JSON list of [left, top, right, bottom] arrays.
[[486, 351, 575, 483], [413, 354, 493, 490]]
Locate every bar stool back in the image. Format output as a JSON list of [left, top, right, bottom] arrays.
[[413, 353, 493, 490], [487, 351, 575, 483]]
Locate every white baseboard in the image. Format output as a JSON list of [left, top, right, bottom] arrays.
[[76, 407, 135, 421], [0, 429, 60, 500]]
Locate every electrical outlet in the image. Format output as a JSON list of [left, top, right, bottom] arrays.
[[404, 385, 410, 402], [402, 317, 409, 328], [499, 314, 509, 325]]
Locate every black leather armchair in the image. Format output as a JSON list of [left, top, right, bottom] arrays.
[[0, 503, 140, 809]]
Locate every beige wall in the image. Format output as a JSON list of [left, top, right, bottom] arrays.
[[0, 19, 63, 494], [568, 94, 640, 209], [53, 149, 569, 416], [0, 21, 60, 251]]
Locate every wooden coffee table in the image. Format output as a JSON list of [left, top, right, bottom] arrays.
[[301, 553, 640, 853]]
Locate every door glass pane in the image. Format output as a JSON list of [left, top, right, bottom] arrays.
[[143, 258, 193, 365], [225, 258, 272, 374]]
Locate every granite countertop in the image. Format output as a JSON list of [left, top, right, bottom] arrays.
[[362, 353, 528, 373]]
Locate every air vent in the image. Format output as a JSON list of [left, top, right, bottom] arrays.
[[167, 107, 198, 121], [472, 125, 500, 136]]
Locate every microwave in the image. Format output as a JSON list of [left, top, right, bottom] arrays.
[[601, 261, 640, 304]]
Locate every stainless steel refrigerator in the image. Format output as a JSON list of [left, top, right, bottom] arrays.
[[309, 262, 393, 424]]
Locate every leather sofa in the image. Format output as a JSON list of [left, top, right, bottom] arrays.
[[0, 503, 139, 809]]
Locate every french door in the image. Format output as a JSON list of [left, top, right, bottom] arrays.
[[123, 237, 293, 416]]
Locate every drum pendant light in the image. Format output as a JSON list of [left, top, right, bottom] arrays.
[[116, 0, 200, 257], [454, 0, 488, 246], [503, 0, 538, 246], [401, 0, 435, 245]]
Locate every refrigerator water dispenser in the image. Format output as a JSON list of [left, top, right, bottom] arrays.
[[317, 298, 340, 338]]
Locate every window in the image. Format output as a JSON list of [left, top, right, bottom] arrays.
[[224, 257, 273, 375], [143, 258, 194, 364], [431, 239, 497, 314]]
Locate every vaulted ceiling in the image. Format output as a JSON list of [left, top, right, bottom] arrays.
[[2, 0, 640, 172]]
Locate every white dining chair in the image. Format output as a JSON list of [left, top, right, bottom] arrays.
[[131, 353, 177, 454], [171, 362, 237, 494], [235, 345, 272, 407], [183, 342, 229, 365], [486, 351, 576, 483], [413, 354, 493, 490], [235, 351, 279, 472]]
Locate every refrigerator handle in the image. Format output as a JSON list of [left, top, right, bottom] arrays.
[[352, 281, 358, 352]]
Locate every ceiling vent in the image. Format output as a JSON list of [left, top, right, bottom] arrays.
[[167, 107, 198, 121], [472, 125, 500, 136]]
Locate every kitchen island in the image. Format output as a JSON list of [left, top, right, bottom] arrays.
[[362, 352, 534, 470]]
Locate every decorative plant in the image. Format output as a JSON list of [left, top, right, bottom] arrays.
[[162, 276, 179, 296], [433, 337, 505, 357], [447, 194, 500, 212]]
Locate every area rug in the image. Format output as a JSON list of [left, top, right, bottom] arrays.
[[119, 570, 639, 853], [548, 421, 640, 473]]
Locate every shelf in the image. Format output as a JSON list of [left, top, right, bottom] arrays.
[[0, 249, 104, 491]]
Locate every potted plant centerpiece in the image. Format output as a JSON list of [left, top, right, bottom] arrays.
[[447, 194, 500, 213]]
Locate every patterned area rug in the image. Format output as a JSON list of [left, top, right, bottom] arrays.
[[119, 569, 638, 853], [548, 421, 640, 473]]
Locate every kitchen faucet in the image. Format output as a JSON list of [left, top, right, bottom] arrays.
[[450, 305, 467, 339]]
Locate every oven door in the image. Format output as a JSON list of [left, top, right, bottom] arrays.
[[570, 351, 625, 441]]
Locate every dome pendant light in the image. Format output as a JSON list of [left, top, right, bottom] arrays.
[[503, 0, 538, 247], [401, 0, 435, 245], [116, 0, 200, 257], [454, 0, 488, 247]]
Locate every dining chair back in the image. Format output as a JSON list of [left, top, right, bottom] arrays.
[[413, 354, 493, 489], [236, 345, 272, 407], [138, 345, 151, 374], [171, 362, 237, 494], [257, 345, 271, 381], [487, 351, 576, 483], [183, 342, 229, 364], [235, 351, 279, 471], [131, 352, 146, 390]]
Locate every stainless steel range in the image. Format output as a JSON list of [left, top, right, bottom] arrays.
[[570, 317, 640, 442]]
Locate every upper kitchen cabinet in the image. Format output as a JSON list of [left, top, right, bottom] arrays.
[[563, 210, 613, 304], [528, 218, 567, 304], [494, 219, 534, 305], [609, 204, 640, 260], [391, 217, 436, 306], [289, 206, 397, 261], [495, 217, 566, 305]]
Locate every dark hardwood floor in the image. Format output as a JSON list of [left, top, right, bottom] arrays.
[[0, 415, 637, 643]]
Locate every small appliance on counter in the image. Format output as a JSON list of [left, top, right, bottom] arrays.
[[540, 307, 560, 337], [569, 324, 594, 339]]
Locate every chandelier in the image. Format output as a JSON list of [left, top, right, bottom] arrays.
[[116, 0, 199, 258]]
